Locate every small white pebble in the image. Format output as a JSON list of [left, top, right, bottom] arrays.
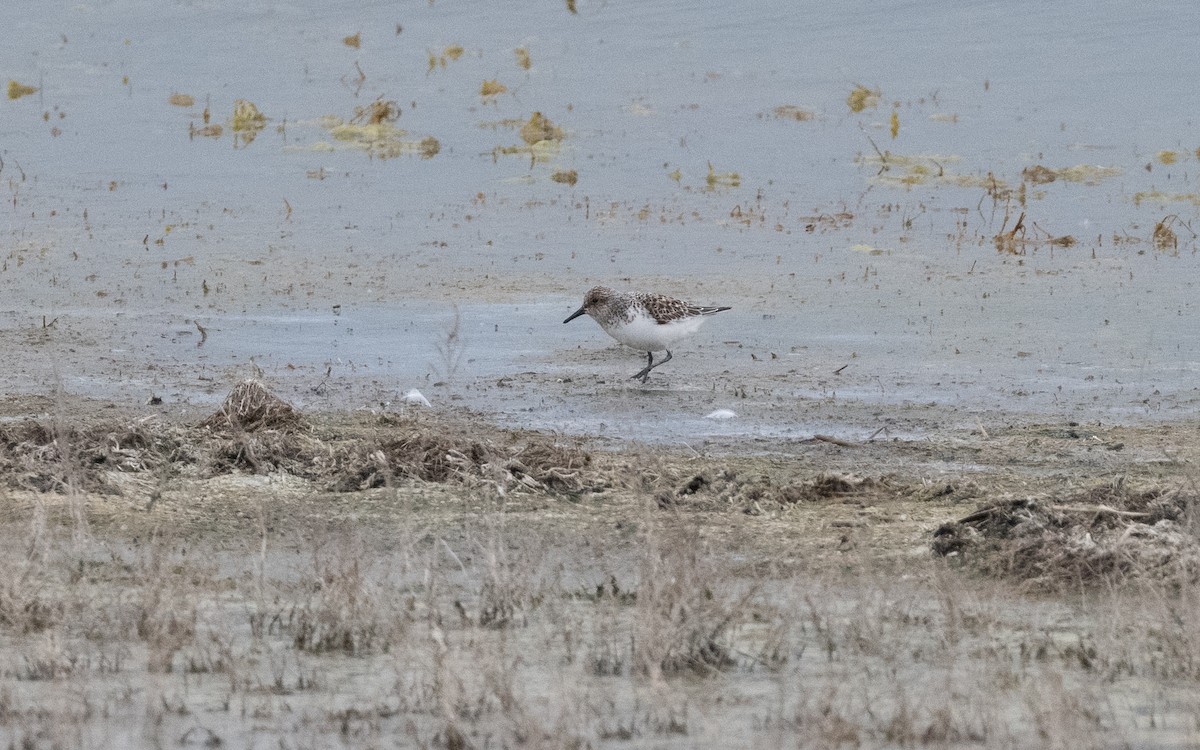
[[704, 408, 737, 420]]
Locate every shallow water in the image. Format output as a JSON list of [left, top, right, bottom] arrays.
[[3, 0, 1200, 440]]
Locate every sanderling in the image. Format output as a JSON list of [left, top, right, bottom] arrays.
[[563, 286, 730, 382]]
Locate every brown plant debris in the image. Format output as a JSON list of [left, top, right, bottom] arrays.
[[199, 379, 303, 433], [0, 391, 601, 496], [847, 84, 880, 113], [551, 169, 578, 185], [480, 80, 507, 98], [932, 485, 1200, 588], [351, 97, 400, 125], [168, 93, 195, 107], [773, 105, 814, 121]]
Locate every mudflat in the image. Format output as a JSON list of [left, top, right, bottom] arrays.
[[0, 385, 1196, 748]]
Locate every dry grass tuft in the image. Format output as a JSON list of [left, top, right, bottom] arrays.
[[200, 379, 304, 433], [933, 483, 1200, 587]]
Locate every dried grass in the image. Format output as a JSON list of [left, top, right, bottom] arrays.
[[933, 484, 1200, 588], [0, 382, 602, 498]]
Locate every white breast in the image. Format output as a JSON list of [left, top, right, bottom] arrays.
[[600, 312, 706, 352]]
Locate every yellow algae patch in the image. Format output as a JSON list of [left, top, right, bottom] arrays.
[[519, 112, 563, 144], [515, 47, 531, 70], [847, 84, 880, 113], [231, 99, 266, 146], [314, 108, 439, 160], [1157, 150, 1178, 165], [168, 93, 195, 107], [890, 110, 899, 139], [480, 79, 507, 98], [232, 99, 266, 130], [1133, 190, 1200, 206], [705, 162, 741, 189], [329, 122, 434, 159], [342, 32, 361, 48], [551, 170, 578, 185], [428, 45, 465, 71], [859, 151, 1013, 192], [7, 80, 37, 100], [773, 105, 814, 121]]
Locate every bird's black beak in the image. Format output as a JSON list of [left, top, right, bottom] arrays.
[[563, 307, 587, 324]]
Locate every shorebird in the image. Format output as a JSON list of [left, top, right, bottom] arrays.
[[563, 286, 731, 382]]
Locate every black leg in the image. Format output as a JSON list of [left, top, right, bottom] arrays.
[[631, 351, 655, 383], [631, 350, 672, 383]]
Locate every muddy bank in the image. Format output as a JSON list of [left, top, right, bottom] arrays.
[[0, 387, 1198, 747]]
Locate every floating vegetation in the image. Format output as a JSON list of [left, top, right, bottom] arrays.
[[992, 211, 1075, 254], [566, 0, 578, 13], [1021, 165, 1057, 184], [857, 150, 1006, 191], [7, 80, 37, 100], [850, 244, 885, 256], [772, 105, 814, 121], [427, 44, 465, 72], [1153, 216, 1178, 252], [1157, 150, 1178, 165], [351, 97, 400, 125], [488, 113, 564, 163], [705, 162, 741, 189], [313, 112, 439, 159], [1152, 215, 1196, 253], [480, 79, 507, 99], [188, 123, 223, 139], [551, 170, 578, 186], [168, 93, 195, 107], [929, 112, 959, 123], [1022, 164, 1121, 186], [342, 32, 361, 49], [1133, 189, 1200, 206], [846, 84, 880, 113], [515, 47, 532, 70], [231, 99, 267, 146], [889, 110, 899, 139], [519, 111, 563, 144]]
